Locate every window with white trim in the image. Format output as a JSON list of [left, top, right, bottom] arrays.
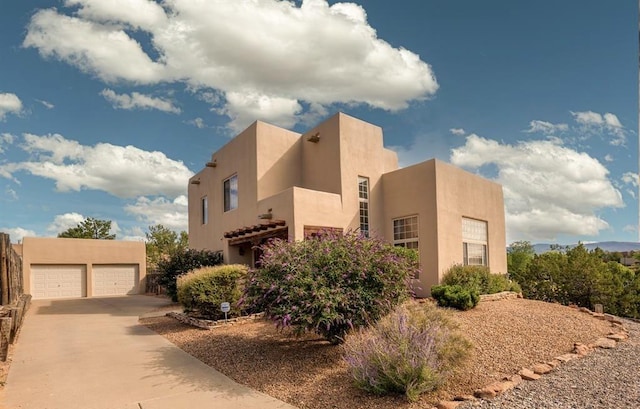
[[223, 174, 238, 212], [358, 176, 370, 237], [201, 196, 208, 225], [393, 215, 418, 249], [462, 217, 488, 266]]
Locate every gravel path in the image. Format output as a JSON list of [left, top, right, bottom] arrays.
[[458, 319, 640, 409]]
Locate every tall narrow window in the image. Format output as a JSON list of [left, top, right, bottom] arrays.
[[358, 176, 369, 237], [201, 196, 208, 225], [223, 174, 238, 212], [462, 217, 488, 266]]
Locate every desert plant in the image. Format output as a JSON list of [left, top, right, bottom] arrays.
[[442, 264, 519, 295], [177, 264, 248, 320], [430, 284, 479, 311], [157, 248, 223, 301], [343, 302, 471, 401], [241, 230, 418, 344]]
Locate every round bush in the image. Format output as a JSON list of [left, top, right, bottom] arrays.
[[157, 248, 223, 302], [442, 264, 520, 295], [431, 284, 479, 311], [177, 264, 248, 320], [241, 231, 418, 344], [343, 302, 471, 401]]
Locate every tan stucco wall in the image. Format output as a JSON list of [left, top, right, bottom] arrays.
[[434, 160, 508, 278], [383, 161, 439, 297], [383, 159, 508, 297], [21, 237, 146, 297]]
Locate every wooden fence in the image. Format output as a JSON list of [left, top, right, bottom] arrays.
[[0, 233, 23, 306], [0, 232, 29, 361]]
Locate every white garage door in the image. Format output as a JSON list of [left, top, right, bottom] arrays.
[[92, 265, 139, 296], [32, 265, 87, 299]]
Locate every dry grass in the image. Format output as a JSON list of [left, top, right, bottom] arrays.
[[141, 298, 614, 408]]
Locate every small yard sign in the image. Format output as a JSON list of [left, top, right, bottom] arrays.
[[220, 302, 231, 322]]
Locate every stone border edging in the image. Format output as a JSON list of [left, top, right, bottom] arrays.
[[479, 291, 522, 302], [433, 305, 631, 409], [166, 311, 265, 329]]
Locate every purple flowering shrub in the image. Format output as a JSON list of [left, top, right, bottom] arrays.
[[342, 302, 471, 401], [240, 231, 417, 344]]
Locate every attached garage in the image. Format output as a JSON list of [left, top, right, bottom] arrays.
[[21, 237, 146, 300], [92, 265, 139, 296], [31, 265, 87, 299]]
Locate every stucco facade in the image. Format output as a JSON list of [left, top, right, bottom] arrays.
[[21, 237, 146, 299], [188, 113, 507, 297]]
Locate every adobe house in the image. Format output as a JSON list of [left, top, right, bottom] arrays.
[[19, 237, 146, 299], [188, 113, 507, 297]]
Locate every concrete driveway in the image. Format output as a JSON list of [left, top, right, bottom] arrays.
[[1, 296, 296, 409]]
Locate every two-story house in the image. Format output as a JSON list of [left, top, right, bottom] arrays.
[[188, 112, 507, 297]]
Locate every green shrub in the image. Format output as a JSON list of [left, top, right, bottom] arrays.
[[241, 231, 418, 344], [157, 248, 223, 302], [177, 264, 248, 320], [343, 302, 471, 402], [442, 264, 519, 295], [431, 285, 479, 311]]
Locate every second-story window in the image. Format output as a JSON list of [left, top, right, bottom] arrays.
[[358, 176, 369, 237], [224, 175, 238, 212], [224, 174, 238, 212]]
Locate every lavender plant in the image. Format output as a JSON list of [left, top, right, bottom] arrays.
[[240, 230, 417, 344], [343, 302, 471, 401]]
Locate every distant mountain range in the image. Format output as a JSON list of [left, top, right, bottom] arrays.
[[532, 241, 640, 254]]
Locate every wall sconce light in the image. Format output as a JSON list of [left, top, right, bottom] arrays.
[[307, 132, 320, 143], [258, 208, 273, 219], [206, 159, 217, 167]]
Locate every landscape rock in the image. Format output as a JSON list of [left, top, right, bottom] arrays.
[[453, 395, 477, 402], [532, 363, 553, 375], [606, 333, 628, 341], [518, 368, 541, 381], [572, 343, 591, 356], [555, 353, 579, 363], [594, 337, 617, 349], [436, 401, 461, 409]]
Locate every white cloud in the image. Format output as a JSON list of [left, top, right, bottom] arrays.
[[451, 134, 624, 242], [46, 212, 86, 234], [621, 172, 639, 188], [449, 128, 466, 136], [0, 93, 23, 120], [4, 186, 18, 201], [1, 227, 36, 243], [524, 120, 568, 135], [221, 92, 302, 133], [570, 110, 627, 145], [24, 8, 165, 83], [124, 195, 188, 232], [623, 224, 638, 233], [0, 133, 193, 198], [604, 154, 613, 162], [187, 117, 206, 129], [24, 0, 438, 131], [36, 99, 55, 109], [0, 133, 15, 153], [100, 89, 181, 114]]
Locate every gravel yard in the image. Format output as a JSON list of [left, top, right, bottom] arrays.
[[141, 298, 620, 408]]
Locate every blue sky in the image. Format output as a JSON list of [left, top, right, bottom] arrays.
[[0, 0, 637, 245]]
